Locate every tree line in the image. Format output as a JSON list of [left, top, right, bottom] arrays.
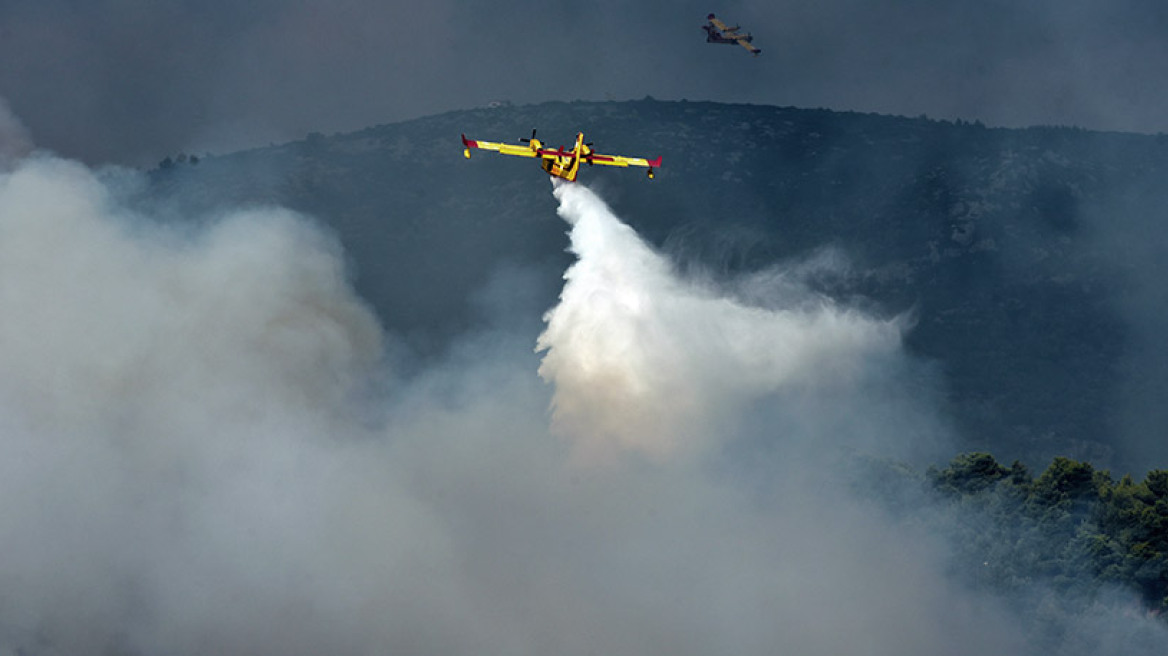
[[923, 452, 1168, 615]]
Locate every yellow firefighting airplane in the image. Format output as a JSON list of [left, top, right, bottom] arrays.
[[461, 129, 662, 181], [703, 13, 761, 56]]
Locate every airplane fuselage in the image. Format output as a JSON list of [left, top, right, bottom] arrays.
[[703, 26, 752, 44], [540, 133, 588, 181]]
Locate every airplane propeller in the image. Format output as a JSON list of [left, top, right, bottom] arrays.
[[520, 128, 537, 144]]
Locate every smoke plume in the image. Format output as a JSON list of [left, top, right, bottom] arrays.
[[0, 144, 1161, 654], [0, 97, 33, 168], [538, 181, 906, 462]]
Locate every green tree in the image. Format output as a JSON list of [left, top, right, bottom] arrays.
[[930, 452, 1009, 494], [1031, 457, 1101, 506]]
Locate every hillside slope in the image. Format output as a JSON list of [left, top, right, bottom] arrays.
[[141, 99, 1168, 471]]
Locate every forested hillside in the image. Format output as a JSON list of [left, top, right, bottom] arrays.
[[140, 99, 1168, 473], [859, 445, 1168, 634]]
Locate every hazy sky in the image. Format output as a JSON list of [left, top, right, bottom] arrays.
[[3, 0, 1168, 165]]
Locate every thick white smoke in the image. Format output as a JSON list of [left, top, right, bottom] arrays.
[[0, 146, 1160, 654], [0, 154, 389, 654], [538, 181, 914, 463]]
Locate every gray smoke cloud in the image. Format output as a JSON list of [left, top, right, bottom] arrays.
[[0, 97, 33, 168], [0, 153, 387, 654], [0, 146, 1163, 654]]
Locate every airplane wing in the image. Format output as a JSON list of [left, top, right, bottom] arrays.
[[735, 37, 761, 55], [708, 16, 734, 34], [585, 152, 663, 169], [462, 134, 541, 158]]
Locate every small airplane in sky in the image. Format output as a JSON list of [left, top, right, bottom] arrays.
[[461, 129, 661, 181], [703, 13, 761, 56]]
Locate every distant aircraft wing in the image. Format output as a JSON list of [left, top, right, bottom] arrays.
[[708, 16, 734, 33], [585, 152, 663, 169], [462, 134, 540, 158], [735, 38, 761, 55]]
